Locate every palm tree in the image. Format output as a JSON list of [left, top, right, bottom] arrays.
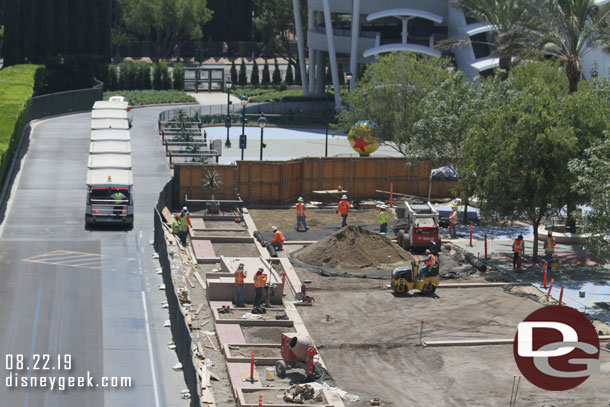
[[441, 0, 536, 78], [533, 0, 610, 93]]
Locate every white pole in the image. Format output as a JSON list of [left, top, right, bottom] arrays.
[[349, 0, 361, 91], [322, 0, 342, 112], [308, 7, 315, 94], [292, 0, 309, 95]]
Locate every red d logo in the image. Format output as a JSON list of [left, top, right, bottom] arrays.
[[513, 305, 600, 391]]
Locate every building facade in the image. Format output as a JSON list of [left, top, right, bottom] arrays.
[[292, 0, 610, 111]]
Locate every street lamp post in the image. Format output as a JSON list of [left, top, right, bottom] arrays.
[[257, 113, 267, 161], [345, 71, 353, 85], [325, 85, 331, 157], [225, 79, 232, 147], [240, 94, 248, 160]]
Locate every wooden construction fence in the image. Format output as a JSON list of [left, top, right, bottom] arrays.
[[175, 157, 458, 206]]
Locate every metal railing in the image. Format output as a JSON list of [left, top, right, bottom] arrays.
[[29, 80, 104, 120]]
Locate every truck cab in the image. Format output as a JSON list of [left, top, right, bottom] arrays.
[[85, 169, 134, 228]]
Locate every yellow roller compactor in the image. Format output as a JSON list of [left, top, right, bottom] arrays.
[[391, 260, 439, 295]]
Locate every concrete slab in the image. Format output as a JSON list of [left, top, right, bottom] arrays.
[[192, 239, 216, 259], [191, 217, 206, 230], [227, 362, 264, 390], [216, 323, 246, 346]]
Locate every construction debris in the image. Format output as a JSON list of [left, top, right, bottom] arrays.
[[283, 384, 324, 404], [295, 225, 415, 269]]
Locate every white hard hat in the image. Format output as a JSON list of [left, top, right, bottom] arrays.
[[272, 226, 277, 231], [182, 206, 188, 212], [381, 205, 387, 209], [341, 195, 347, 200]]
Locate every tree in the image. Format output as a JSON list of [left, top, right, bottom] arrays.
[[238, 58, 247, 86], [116, 0, 213, 61], [294, 60, 302, 85], [285, 63, 294, 85], [533, 0, 610, 93], [2, 0, 21, 65], [261, 59, 271, 86], [250, 59, 260, 86], [254, 0, 306, 63], [461, 64, 578, 262], [569, 135, 610, 261], [230, 59, 238, 84], [338, 53, 457, 158], [202, 170, 223, 205], [272, 58, 282, 84], [442, 0, 536, 78]]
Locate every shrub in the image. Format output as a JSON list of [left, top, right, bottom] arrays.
[[285, 63, 294, 85], [250, 60, 259, 86], [238, 59, 247, 86], [261, 60, 270, 86], [118, 61, 137, 90], [152, 63, 162, 90], [272, 58, 282, 84], [108, 65, 118, 91], [102, 90, 196, 106], [160, 61, 171, 90], [136, 62, 151, 90], [230, 59, 238, 84], [0, 65, 43, 185], [173, 63, 185, 90]]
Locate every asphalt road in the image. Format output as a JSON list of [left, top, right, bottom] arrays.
[[0, 107, 189, 406]]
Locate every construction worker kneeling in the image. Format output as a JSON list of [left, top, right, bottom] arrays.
[[271, 226, 284, 251]]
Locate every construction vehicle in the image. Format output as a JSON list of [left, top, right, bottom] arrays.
[[391, 260, 439, 295], [276, 333, 318, 379], [395, 202, 440, 251]]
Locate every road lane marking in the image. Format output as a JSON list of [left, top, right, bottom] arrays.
[[22, 250, 105, 270]]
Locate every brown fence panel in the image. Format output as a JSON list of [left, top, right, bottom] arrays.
[[176, 157, 456, 206]]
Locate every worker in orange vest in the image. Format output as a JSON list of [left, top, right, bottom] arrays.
[[512, 234, 524, 270], [449, 205, 458, 239], [234, 263, 247, 307], [418, 249, 437, 279], [544, 230, 556, 264], [336, 194, 352, 227], [253, 268, 268, 308], [270, 226, 285, 251], [296, 197, 309, 232]]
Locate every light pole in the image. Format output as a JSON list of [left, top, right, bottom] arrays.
[[257, 113, 267, 161], [325, 85, 331, 157], [345, 71, 353, 85], [225, 79, 232, 147], [240, 94, 248, 160]]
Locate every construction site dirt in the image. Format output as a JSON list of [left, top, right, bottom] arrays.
[[291, 263, 610, 406]]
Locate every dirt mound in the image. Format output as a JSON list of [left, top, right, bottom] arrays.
[[295, 225, 415, 269]]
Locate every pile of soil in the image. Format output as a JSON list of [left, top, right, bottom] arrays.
[[295, 225, 415, 269]]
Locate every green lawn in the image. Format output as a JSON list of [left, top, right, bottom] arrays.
[[103, 90, 197, 106]]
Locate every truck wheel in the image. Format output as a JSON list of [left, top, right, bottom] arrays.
[[403, 238, 410, 250], [397, 231, 404, 246], [276, 360, 287, 378]]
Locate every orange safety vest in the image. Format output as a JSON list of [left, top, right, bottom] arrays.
[[425, 254, 437, 267], [545, 237, 556, 253], [514, 240, 523, 253], [254, 274, 265, 288], [338, 200, 350, 215], [272, 230, 285, 244], [296, 202, 306, 217], [234, 269, 246, 285], [449, 210, 458, 223]]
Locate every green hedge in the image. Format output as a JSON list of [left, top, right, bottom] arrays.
[[0, 64, 44, 185], [102, 90, 196, 106]]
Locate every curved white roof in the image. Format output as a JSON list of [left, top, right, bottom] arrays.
[[87, 154, 132, 170], [91, 119, 130, 130], [91, 129, 131, 142], [86, 169, 133, 187], [89, 141, 132, 155], [93, 100, 129, 110], [363, 44, 442, 58], [91, 109, 129, 120], [471, 57, 500, 72], [366, 8, 443, 24], [464, 23, 495, 37]]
